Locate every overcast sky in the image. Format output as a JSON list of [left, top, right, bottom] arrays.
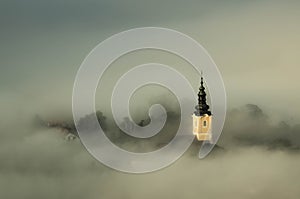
[[1, 0, 299, 122]]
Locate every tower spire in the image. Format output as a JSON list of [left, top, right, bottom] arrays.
[[194, 73, 211, 116]]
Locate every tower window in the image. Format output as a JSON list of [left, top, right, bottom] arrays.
[[203, 120, 207, 127]]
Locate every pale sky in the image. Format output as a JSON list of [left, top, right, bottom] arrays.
[[1, 0, 299, 121]]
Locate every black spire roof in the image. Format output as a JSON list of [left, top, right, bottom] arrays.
[[194, 74, 211, 116]]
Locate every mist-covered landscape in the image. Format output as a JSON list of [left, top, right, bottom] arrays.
[[1, 103, 300, 198], [1, 0, 300, 198]]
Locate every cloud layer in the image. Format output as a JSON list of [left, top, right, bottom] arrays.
[[1, 104, 300, 199]]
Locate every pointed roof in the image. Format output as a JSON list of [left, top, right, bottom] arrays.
[[194, 73, 211, 116]]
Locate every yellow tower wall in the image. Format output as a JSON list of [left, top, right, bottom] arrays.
[[192, 114, 212, 141]]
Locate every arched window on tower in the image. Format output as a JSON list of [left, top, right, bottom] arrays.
[[203, 120, 207, 127]]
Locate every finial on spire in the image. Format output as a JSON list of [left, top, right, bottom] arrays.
[[200, 70, 203, 85]]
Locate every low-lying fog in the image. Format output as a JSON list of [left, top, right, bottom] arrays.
[[1, 101, 300, 199]]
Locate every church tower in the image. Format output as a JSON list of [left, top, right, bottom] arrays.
[[192, 74, 212, 141]]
